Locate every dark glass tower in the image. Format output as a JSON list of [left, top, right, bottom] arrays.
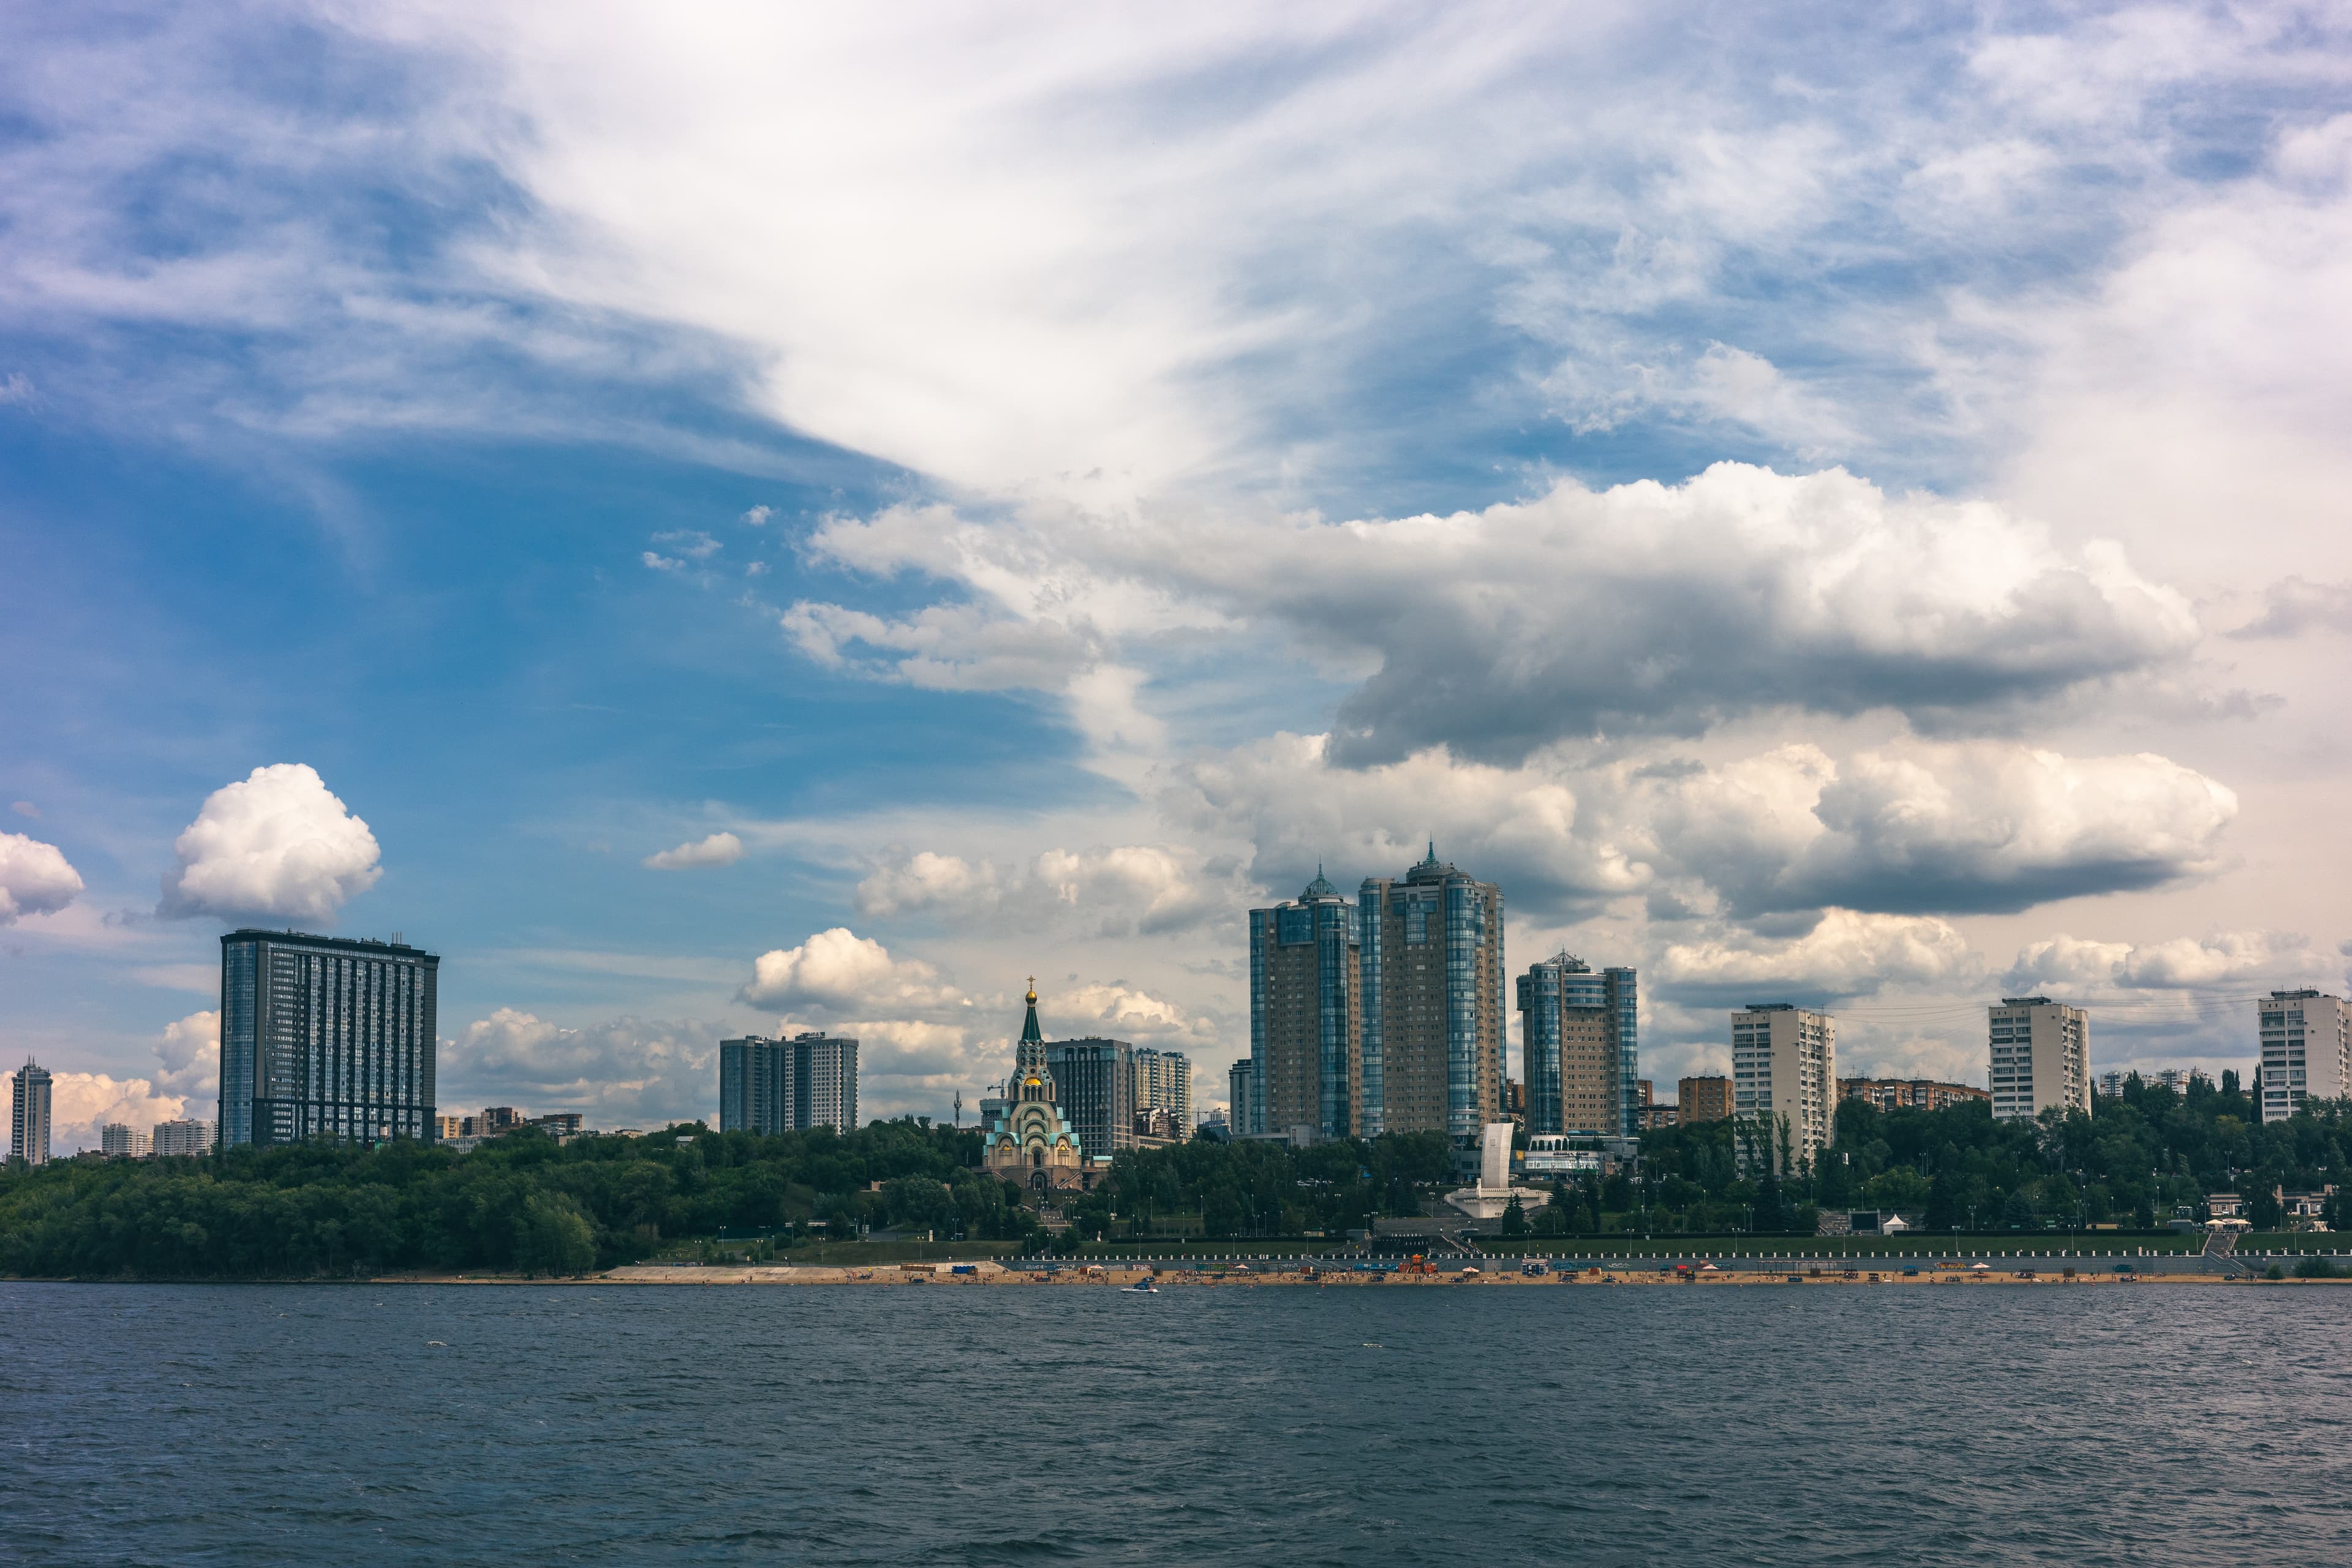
[[1248, 871, 1362, 1140], [217, 929, 439, 1147]]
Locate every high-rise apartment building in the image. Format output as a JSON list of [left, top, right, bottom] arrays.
[[1132, 1047, 1192, 1136], [1227, 1058, 1256, 1140], [1731, 1005, 1836, 1163], [10, 1059, 51, 1166], [2258, 991, 2350, 1124], [1249, 873, 1362, 1139], [1046, 1038, 1134, 1159], [1988, 998, 2090, 1121], [217, 929, 439, 1148], [101, 1123, 153, 1159], [1678, 1075, 1733, 1123], [1359, 847, 1504, 1140], [720, 1033, 861, 1134], [151, 1118, 214, 1157], [1517, 953, 1626, 1137], [801, 1034, 858, 1132]]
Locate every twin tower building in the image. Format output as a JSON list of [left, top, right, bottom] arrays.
[[1237, 846, 1637, 1146]]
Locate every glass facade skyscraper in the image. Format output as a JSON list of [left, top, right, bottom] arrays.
[[1517, 954, 1634, 1137], [1248, 872, 1362, 1139], [217, 930, 438, 1148], [1359, 848, 1503, 1141]]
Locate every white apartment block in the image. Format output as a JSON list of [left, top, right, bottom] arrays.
[[100, 1123, 154, 1158], [151, 1118, 214, 1157], [1989, 997, 2090, 1121], [2258, 990, 2350, 1124], [1731, 1005, 1836, 1164]]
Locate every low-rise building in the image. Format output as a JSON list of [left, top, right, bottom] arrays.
[[1678, 1075, 1733, 1124], [1838, 1077, 1991, 1113], [532, 1112, 584, 1139], [1640, 1103, 1680, 1131], [2206, 1193, 2245, 1221], [2278, 1185, 2335, 1229]]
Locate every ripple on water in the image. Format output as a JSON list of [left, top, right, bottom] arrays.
[[6, 1281, 2350, 1565]]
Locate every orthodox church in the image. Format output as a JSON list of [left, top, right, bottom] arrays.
[[981, 980, 1091, 1193]]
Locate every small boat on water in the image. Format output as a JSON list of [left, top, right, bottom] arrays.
[[1125, 1276, 1159, 1293]]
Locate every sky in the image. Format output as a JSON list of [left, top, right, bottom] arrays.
[[4, 2, 2351, 1152]]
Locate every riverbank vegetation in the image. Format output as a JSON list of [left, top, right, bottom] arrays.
[[4, 1073, 2343, 1278], [0, 1120, 1030, 1280]]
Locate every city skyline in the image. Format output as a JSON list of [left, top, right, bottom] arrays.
[[7, 8, 2352, 1152]]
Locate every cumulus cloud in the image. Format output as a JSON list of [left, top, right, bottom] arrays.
[[738, 928, 960, 1015], [854, 844, 1229, 935], [154, 1009, 220, 1099], [741, 505, 772, 526], [1656, 909, 1978, 998], [160, 764, 382, 922], [2003, 930, 2312, 992], [1163, 731, 1648, 913], [48, 1072, 189, 1155], [643, 831, 744, 870], [0, 831, 84, 924], [443, 1009, 717, 1126], [1159, 729, 2230, 922], [1651, 740, 2237, 917], [793, 467, 2202, 769]]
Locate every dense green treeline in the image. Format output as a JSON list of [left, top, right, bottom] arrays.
[[0, 1120, 1033, 1280], [6, 1076, 2343, 1277], [1635, 1074, 2352, 1234], [1066, 1132, 1457, 1239]]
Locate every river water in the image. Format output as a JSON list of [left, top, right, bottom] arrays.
[[5, 1280, 2345, 1564]]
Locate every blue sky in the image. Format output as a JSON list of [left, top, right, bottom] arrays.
[[6, 3, 2351, 1147]]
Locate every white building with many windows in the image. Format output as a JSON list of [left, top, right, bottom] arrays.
[[2258, 990, 2350, 1124], [1731, 1005, 1836, 1164], [1989, 998, 2090, 1121], [100, 1123, 153, 1158]]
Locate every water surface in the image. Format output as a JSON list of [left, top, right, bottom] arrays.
[[6, 1281, 2345, 1564]]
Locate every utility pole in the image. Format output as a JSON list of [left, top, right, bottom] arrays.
[[953, 1090, 962, 1129]]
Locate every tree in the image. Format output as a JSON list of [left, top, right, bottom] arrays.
[[2002, 1188, 2037, 1231], [1924, 1167, 1962, 1232], [515, 1193, 597, 1277], [1501, 1195, 1526, 1236]]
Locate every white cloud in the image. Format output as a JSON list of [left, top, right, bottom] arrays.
[[791, 466, 2203, 769], [0, 831, 83, 924], [160, 764, 382, 922], [1162, 731, 1646, 913], [738, 927, 959, 1015], [48, 1072, 189, 1155], [1650, 740, 2237, 917], [2004, 930, 2314, 992], [1657, 908, 1978, 997], [650, 528, 720, 559], [740, 504, 772, 526], [153, 1009, 220, 1099], [10, 801, 39, 818], [443, 1008, 716, 1125], [854, 843, 1226, 935], [643, 831, 744, 870]]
